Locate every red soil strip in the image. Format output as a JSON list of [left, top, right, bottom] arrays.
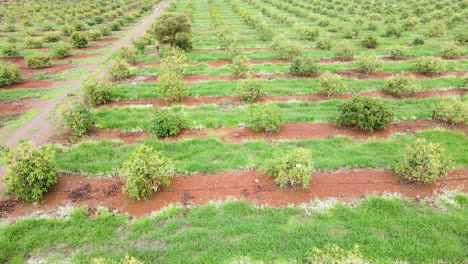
[[83, 120, 466, 144], [105, 88, 467, 108], [93, 38, 119, 43], [0, 99, 49, 114], [2, 80, 55, 89], [2, 169, 466, 218], [192, 47, 316, 52]]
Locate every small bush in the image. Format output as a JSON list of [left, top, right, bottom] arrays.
[[415, 57, 447, 75], [51, 43, 72, 59], [24, 29, 37, 36], [117, 47, 137, 65], [88, 29, 103, 41], [7, 37, 16, 43], [231, 55, 250, 78], [42, 32, 61, 43], [24, 37, 43, 48], [53, 100, 95, 139], [25, 53, 51, 69], [334, 41, 355, 61], [432, 98, 467, 124], [148, 108, 187, 137], [318, 72, 347, 97], [70, 31, 88, 48], [1, 44, 20, 58], [121, 145, 175, 200], [0, 63, 21, 87], [387, 46, 408, 60], [353, 55, 382, 74], [110, 22, 121, 31], [157, 72, 189, 103], [316, 38, 331, 50], [73, 22, 86, 31], [175, 33, 193, 51], [83, 78, 116, 106], [385, 24, 402, 37], [59, 25, 74, 36], [2, 140, 57, 202], [454, 33, 467, 46], [426, 21, 446, 37], [99, 26, 111, 36], [289, 57, 319, 76], [362, 35, 379, 48], [132, 37, 147, 53], [337, 95, 393, 132], [271, 36, 303, 59], [384, 76, 420, 97], [236, 77, 266, 102], [109, 59, 130, 80], [441, 43, 462, 59], [394, 139, 452, 184], [246, 104, 285, 132], [4, 23, 16, 32], [262, 149, 313, 189], [412, 37, 425, 46]]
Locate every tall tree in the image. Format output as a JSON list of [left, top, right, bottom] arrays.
[[152, 13, 191, 47]]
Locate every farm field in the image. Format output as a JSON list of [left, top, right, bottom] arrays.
[[0, 0, 467, 263]]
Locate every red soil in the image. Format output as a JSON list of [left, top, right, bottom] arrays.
[[2, 169, 466, 218], [93, 38, 119, 43], [0, 99, 49, 114], [2, 80, 55, 89]]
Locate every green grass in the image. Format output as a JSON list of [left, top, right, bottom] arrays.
[[0, 195, 467, 263], [0, 86, 69, 101], [53, 129, 467, 175]]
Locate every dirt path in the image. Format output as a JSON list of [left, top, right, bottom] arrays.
[[1, 169, 466, 218], [2, 1, 170, 148]]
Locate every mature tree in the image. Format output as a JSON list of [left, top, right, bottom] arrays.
[[151, 13, 191, 47]]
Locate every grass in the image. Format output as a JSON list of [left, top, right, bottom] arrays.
[[0, 86, 69, 101], [0, 195, 467, 263], [0, 110, 40, 144], [52, 129, 468, 175]]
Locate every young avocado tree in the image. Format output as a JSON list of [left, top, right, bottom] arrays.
[[151, 13, 191, 47]]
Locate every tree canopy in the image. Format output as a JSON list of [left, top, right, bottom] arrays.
[[151, 12, 191, 47]]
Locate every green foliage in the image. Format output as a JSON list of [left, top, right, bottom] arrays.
[[88, 29, 103, 41], [25, 53, 51, 69], [121, 145, 175, 200], [2, 140, 57, 202], [362, 35, 379, 48], [70, 31, 88, 48], [415, 57, 447, 75], [117, 47, 137, 65], [353, 55, 383, 74], [394, 139, 452, 184], [246, 104, 285, 132], [412, 37, 425, 45], [83, 78, 116, 106], [271, 36, 303, 59], [1, 44, 20, 58], [73, 21, 86, 31], [316, 38, 331, 50], [236, 77, 266, 102], [384, 76, 420, 97], [151, 12, 191, 47], [0, 63, 21, 87], [24, 37, 43, 48], [157, 49, 189, 103], [454, 33, 467, 46], [387, 45, 408, 59], [262, 148, 313, 189], [99, 26, 111, 36], [289, 57, 319, 76], [110, 22, 121, 31], [334, 41, 355, 61], [304, 244, 365, 264], [53, 100, 95, 139], [318, 72, 347, 97], [432, 98, 468, 124], [51, 43, 72, 59], [175, 32, 193, 51], [148, 108, 187, 138], [4, 23, 16, 32], [426, 21, 446, 37], [231, 55, 250, 78], [440, 43, 462, 59], [109, 59, 130, 81], [131, 37, 147, 53], [59, 24, 74, 36], [42, 32, 61, 43], [337, 96, 394, 132], [385, 24, 402, 37]]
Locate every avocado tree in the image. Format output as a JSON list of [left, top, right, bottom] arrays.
[[151, 13, 191, 47]]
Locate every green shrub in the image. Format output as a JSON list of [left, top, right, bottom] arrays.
[[0, 63, 21, 87], [110, 22, 121, 31], [132, 37, 147, 53], [7, 37, 17, 43], [334, 41, 355, 61], [362, 35, 379, 48], [384, 76, 420, 97], [304, 244, 365, 264], [415, 57, 447, 75], [385, 24, 402, 37], [83, 78, 116, 106], [24, 37, 43, 48], [4, 23, 16, 32], [426, 21, 446, 37], [99, 26, 111, 36], [262, 148, 313, 189], [337, 96, 393, 132], [148, 108, 187, 137], [109, 59, 130, 80], [354, 55, 382, 74], [175, 32, 193, 51], [93, 16, 104, 24], [454, 33, 467, 46], [440, 43, 463, 59], [121, 145, 175, 200], [1, 44, 20, 58], [432, 98, 468, 124], [157, 72, 189, 103], [70, 31, 88, 48], [59, 25, 74, 36], [316, 38, 331, 50], [2, 140, 57, 202], [231, 55, 250, 78], [87, 29, 103, 41], [51, 43, 72, 59], [318, 72, 347, 97], [246, 104, 285, 132], [236, 77, 266, 102], [117, 47, 137, 65], [25, 53, 51, 69], [24, 29, 37, 36], [271, 36, 303, 59], [289, 57, 319, 76], [394, 139, 452, 184], [42, 32, 61, 43], [53, 100, 95, 139], [412, 37, 425, 45], [387, 46, 408, 60]]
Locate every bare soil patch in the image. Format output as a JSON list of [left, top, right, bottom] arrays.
[[0, 99, 49, 114]]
